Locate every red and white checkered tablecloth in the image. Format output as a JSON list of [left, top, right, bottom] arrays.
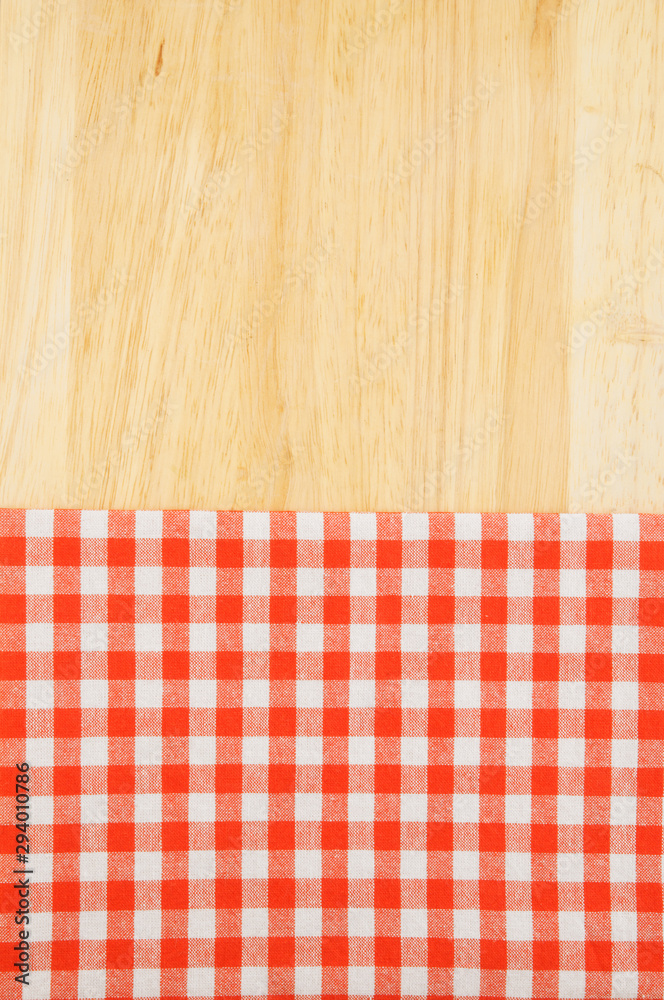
[[1, 511, 663, 1000]]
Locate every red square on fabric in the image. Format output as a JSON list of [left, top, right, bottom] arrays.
[[108, 538, 135, 565], [53, 536, 80, 565]]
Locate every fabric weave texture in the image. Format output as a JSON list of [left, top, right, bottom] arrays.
[[0, 510, 663, 1000]]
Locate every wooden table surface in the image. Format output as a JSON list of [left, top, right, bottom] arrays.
[[1, 1, 662, 512]]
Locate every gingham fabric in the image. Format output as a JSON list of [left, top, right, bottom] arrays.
[[1, 511, 663, 1000]]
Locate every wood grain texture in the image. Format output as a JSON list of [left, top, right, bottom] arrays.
[[1, 0, 662, 511]]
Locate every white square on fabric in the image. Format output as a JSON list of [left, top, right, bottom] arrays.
[[452, 623, 479, 652], [558, 911, 586, 941], [612, 739, 638, 769], [296, 679, 324, 708], [243, 679, 270, 707], [348, 966, 375, 996], [610, 796, 637, 826], [454, 737, 480, 767], [80, 737, 107, 767], [243, 908, 269, 937], [241, 968, 268, 997], [350, 513, 377, 539], [79, 910, 107, 940], [349, 736, 374, 766], [78, 969, 106, 999], [349, 679, 375, 708], [560, 625, 586, 654], [26, 680, 54, 710], [189, 511, 217, 539], [243, 737, 269, 766], [79, 852, 107, 882], [133, 910, 162, 939], [242, 851, 269, 880], [348, 850, 374, 879], [295, 968, 323, 995], [189, 851, 215, 880], [610, 854, 636, 883], [190, 623, 218, 653], [242, 793, 269, 822], [297, 623, 324, 652], [295, 736, 323, 766], [613, 625, 638, 655], [26, 623, 54, 652], [80, 679, 107, 709], [25, 565, 54, 594], [134, 794, 161, 823], [507, 514, 534, 540], [190, 566, 216, 596], [401, 851, 427, 880], [135, 737, 161, 766], [455, 567, 481, 596], [558, 738, 585, 768], [612, 911, 638, 942], [612, 682, 638, 710], [401, 679, 428, 708], [506, 738, 532, 767], [134, 565, 162, 594], [134, 623, 161, 652], [507, 624, 533, 653], [348, 908, 374, 937], [294, 850, 322, 879], [243, 512, 269, 539], [189, 679, 216, 708], [401, 909, 427, 938], [558, 853, 584, 883], [612, 513, 639, 541], [455, 513, 482, 539], [294, 908, 322, 937], [297, 567, 324, 596], [133, 969, 161, 998], [296, 512, 324, 539], [351, 623, 377, 652], [187, 967, 215, 998], [244, 567, 269, 595], [350, 567, 376, 596], [560, 569, 585, 597], [613, 569, 639, 599], [455, 679, 481, 709], [505, 852, 531, 882], [454, 909, 480, 939], [560, 514, 586, 540], [80, 565, 108, 594], [294, 793, 322, 822], [243, 622, 269, 652], [402, 513, 429, 539], [454, 968, 481, 998], [453, 851, 479, 881], [134, 852, 162, 882], [506, 910, 532, 940], [402, 567, 428, 595], [401, 737, 428, 766], [559, 681, 585, 709], [507, 568, 533, 597], [80, 510, 108, 537], [453, 794, 480, 824], [505, 795, 531, 824], [135, 679, 162, 708], [135, 511, 162, 538], [402, 967, 428, 995], [506, 681, 532, 709], [29, 795, 53, 825], [348, 794, 374, 822], [188, 909, 216, 938], [506, 970, 533, 999], [558, 795, 584, 826], [401, 794, 428, 822], [26, 510, 54, 536]]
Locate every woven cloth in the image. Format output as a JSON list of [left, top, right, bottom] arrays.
[[1, 511, 663, 1000]]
